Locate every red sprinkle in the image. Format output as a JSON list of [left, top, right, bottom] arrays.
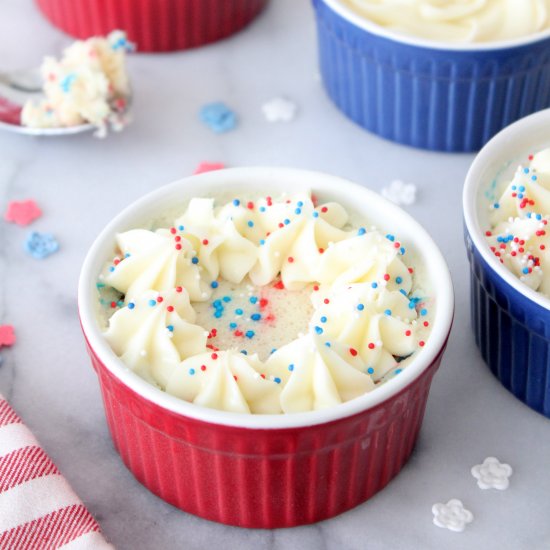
[[202, 239, 209, 245], [349, 348, 358, 356], [274, 281, 285, 289], [419, 341, 425, 347], [321, 206, 328, 213], [247, 201, 254, 210], [110, 301, 117, 308], [323, 298, 330, 304], [170, 227, 177, 234], [157, 296, 163, 303], [211, 353, 218, 360], [368, 343, 375, 349], [167, 306, 174, 312], [175, 244, 182, 250], [259, 298, 269, 308], [201, 365, 207, 371], [176, 286, 183, 293], [288, 257, 294, 263], [383, 274, 390, 281], [405, 330, 411, 336]]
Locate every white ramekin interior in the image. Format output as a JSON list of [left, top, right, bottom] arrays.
[[322, 0, 550, 52], [78, 167, 454, 429], [463, 108, 550, 312]]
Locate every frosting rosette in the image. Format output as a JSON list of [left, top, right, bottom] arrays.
[[104, 287, 207, 388], [341, 0, 550, 43], [486, 148, 550, 294], [166, 350, 282, 414], [99, 192, 431, 414]]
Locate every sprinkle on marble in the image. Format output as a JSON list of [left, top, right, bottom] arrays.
[[0, 325, 16, 348], [471, 457, 513, 490], [4, 199, 42, 226], [24, 231, 59, 259], [199, 102, 237, 134], [432, 499, 473, 533], [193, 161, 225, 175], [262, 97, 297, 123], [380, 179, 417, 206]]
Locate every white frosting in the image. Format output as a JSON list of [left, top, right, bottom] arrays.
[[21, 30, 132, 133], [100, 192, 430, 414], [341, 0, 550, 43], [486, 148, 550, 295], [104, 288, 207, 389]]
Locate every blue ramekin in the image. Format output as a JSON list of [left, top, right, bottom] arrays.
[[464, 109, 550, 417], [312, 0, 550, 152]]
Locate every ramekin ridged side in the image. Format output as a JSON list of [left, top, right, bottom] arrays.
[[312, 0, 550, 152], [464, 109, 550, 417], [466, 237, 550, 415], [88, 337, 445, 528], [79, 167, 454, 528], [35, 0, 268, 52]]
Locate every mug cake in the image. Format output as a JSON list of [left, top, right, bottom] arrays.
[[312, 0, 550, 151], [79, 167, 453, 527], [464, 108, 550, 418]]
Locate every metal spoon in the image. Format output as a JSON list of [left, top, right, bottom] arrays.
[[0, 67, 94, 136]]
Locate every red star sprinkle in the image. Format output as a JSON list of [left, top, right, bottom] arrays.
[[0, 325, 15, 348], [5, 200, 42, 226], [193, 162, 225, 175]]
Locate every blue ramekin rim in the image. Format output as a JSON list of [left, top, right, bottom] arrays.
[[463, 109, 550, 319]]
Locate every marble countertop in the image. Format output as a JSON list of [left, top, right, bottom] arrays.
[[1, 0, 549, 548]]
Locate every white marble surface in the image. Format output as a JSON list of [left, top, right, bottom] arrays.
[[1, 1, 549, 548]]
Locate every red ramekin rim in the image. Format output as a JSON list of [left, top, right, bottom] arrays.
[[321, 0, 550, 52], [78, 167, 454, 429], [463, 108, 550, 313]]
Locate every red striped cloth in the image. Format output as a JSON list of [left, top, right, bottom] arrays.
[[0, 395, 113, 549]]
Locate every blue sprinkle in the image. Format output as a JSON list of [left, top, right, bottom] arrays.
[[223, 296, 231, 302], [295, 208, 302, 215], [386, 234, 395, 242], [511, 185, 517, 191], [297, 201, 304, 207], [189, 368, 195, 375], [524, 168, 530, 174], [371, 282, 378, 289], [178, 225, 184, 231], [214, 311, 222, 319], [233, 199, 240, 206], [199, 102, 237, 134], [395, 368, 402, 374], [259, 206, 266, 212], [249, 297, 258, 304], [408, 301, 416, 309], [213, 299, 222, 308], [125, 252, 131, 258], [367, 367, 374, 374], [536, 214, 542, 220], [271, 348, 277, 354], [400, 247, 406, 255], [357, 227, 366, 236], [400, 289, 408, 296], [320, 316, 327, 323], [532, 175, 538, 181], [229, 322, 237, 329], [235, 308, 243, 315], [245, 330, 255, 339], [274, 377, 282, 384], [117, 300, 124, 307], [420, 308, 427, 316], [25, 231, 59, 260], [128, 302, 135, 310], [167, 325, 174, 332], [191, 257, 199, 264], [313, 211, 319, 218], [59, 73, 76, 93], [325, 341, 331, 347], [315, 326, 323, 334], [247, 220, 254, 227], [211, 281, 219, 289], [396, 276, 403, 284], [96, 282, 106, 289], [519, 185, 526, 192], [259, 239, 265, 246], [518, 194, 524, 199], [284, 218, 290, 225], [251, 313, 262, 321], [522, 267, 529, 274], [240, 350, 248, 355], [384, 309, 392, 316], [148, 299, 156, 307], [288, 364, 294, 371], [109, 266, 115, 272], [493, 203, 500, 209], [357, 303, 365, 311]]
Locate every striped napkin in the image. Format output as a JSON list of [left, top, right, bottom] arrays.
[[0, 395, 113, 549]]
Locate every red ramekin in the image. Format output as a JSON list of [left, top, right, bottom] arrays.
[[35, 0, 269, 52], [78, 167, 454, 528]]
